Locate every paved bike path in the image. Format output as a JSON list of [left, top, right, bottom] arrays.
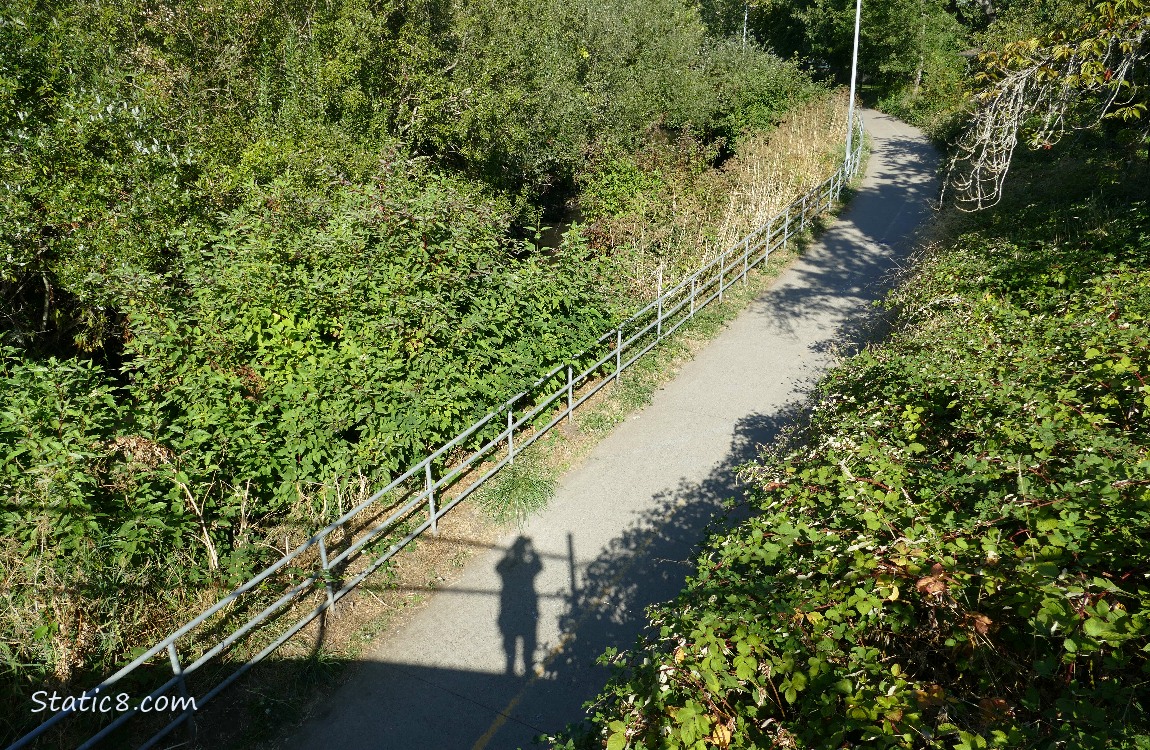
[[281, 111, 938, 750]]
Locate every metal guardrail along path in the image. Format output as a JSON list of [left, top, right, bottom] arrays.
[[8, 118, 864, 750]]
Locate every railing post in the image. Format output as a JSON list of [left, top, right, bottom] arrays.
[[507, 408, 514, 464], [762, 217, 774, 263], [656, 265, 663, 339], [800, 193, 807, 233], [566, 365, 573, 423], [742, 241, 749, 285], [718, 251, 725, 303], [783, 208, 791, 250], [425, 462, 437, 535], [167, 643, 196, 739], [319, 537, 335, 610], [690, 276, 696, 316], [615, 328, 622, 382]]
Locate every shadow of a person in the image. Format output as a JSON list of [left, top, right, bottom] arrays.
[[495, 536, 543, 677]]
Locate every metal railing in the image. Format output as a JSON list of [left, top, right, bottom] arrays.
[[8, 117, 864, 750]]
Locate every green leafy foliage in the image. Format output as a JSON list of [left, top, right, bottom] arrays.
[[127, 160, 615, 514], [2, 0, 821, 353], [559, 169, 1150, 748], [703, 41, 825, 144], [0, 0, 197, 351], [0, 349, 198, 722], [3, 351, 134, 554], [717, 0, 970, 135]]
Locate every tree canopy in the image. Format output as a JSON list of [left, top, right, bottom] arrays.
[[949, 0, 1150, 208]]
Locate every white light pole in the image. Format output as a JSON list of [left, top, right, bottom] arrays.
[[845, 0, 862, 174]]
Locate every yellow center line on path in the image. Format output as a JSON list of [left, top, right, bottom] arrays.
[[470, 633, 574, 750], [471, 521, 669, 750]]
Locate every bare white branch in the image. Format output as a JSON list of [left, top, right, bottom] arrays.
[[946, 17, 1150, 211]]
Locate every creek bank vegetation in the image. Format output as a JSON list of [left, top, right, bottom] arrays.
[[1, 0, 849, 742]]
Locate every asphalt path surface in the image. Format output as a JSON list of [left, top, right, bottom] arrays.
[[281, 110, 939, 750]]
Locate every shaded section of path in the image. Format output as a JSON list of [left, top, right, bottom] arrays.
[[279, 111, 938, 750]]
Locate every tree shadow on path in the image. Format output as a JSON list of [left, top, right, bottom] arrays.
[[754, 128, 940, 353]]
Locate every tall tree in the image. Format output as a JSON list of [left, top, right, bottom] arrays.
[[715, 0, 966, 115]]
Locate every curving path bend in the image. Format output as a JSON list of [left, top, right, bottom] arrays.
[[279, 110, 939, 750]]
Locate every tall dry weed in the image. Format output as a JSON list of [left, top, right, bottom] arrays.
[[612, 91, 851, 300], [713, 92, 850, 250]]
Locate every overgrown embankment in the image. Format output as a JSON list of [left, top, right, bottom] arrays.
[[557, 151, 1150, 748]]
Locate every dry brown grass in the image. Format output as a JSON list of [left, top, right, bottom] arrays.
[[603, 91, 851, 300], [713, 92, 850, 250]]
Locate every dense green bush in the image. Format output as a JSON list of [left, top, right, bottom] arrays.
[[703, 41, 825, 145], [128, 158, 616, 514], [560, 172, 1150, 748], [1, 351, 144, 557], [2, 0, 822, 354], [0, 154, 615, 652]]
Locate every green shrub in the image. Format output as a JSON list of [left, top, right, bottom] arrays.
[[0, 350, 196, 721], [128, 157, 617, 503], [703, 40, 824, 144]]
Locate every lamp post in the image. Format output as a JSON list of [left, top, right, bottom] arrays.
[[742, 4, 758, 49], [845, 0, 862, 173]]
